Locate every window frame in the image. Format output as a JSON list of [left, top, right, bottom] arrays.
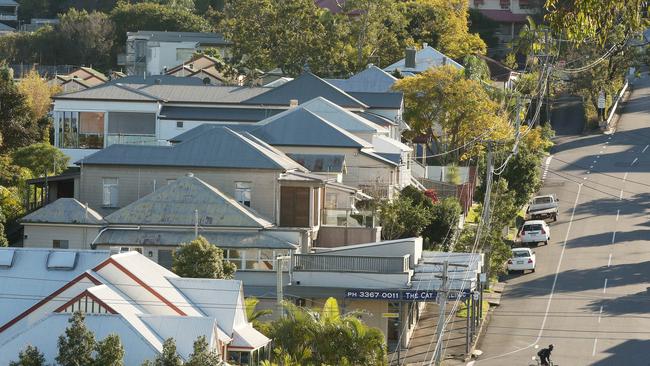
[[53, 239, 69, 249], [235, 181, 252, 207], [102, 177, 119, 207]]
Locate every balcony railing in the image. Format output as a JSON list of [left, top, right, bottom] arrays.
[[292, 254, 410, 274], [321, 209, 375, 227], [0, 14, 17, 21], [106, 134, 163, 146]]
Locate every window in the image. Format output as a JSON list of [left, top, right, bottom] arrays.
[[53, 240, 69, 249], [176, 48, 194, 63], [235, 182, 251, 207], [176, 121, 184, 129], [57, 111, 105, 149], [102, 178, 119, 207], [224, 249, 288, 271]]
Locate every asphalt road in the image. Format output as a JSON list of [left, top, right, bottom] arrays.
[[472, 77, 650, 366]]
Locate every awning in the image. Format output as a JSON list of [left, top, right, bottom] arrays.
[[229, 324, 270, 351]]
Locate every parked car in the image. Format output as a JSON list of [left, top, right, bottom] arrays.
[[526, 194, 559, 221], [507, 248, 536, 273], [518, 220, 551, 246]]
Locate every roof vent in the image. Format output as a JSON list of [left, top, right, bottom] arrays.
[[405, 47, 416, 69], [289, 99, 299, 108], [47, 251, 78, 270], [442, 57, 447, 66], [186, 172, 194, 177], [367, 63, 374, 68], [0, 249, 16, 268]]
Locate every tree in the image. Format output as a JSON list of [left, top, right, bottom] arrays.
[[94, 334, 125, 366], [185, 336, 220, 366], [245, 297, 273, 334], [9, 344, 45, 366], [172, 236, 236, 279], [401, 0, 486, 59], [57, 9, 115, 70], [393, 65, 512, 164], [0, 67, 41, 153], [56, 311, 96, 366], [0, 210, 9, 247], [377, 193, 432, 240], [11, 143, 70, 178], [424, 197, 462, 249], [463, 55, 491, 82], [153, 338, 183, 366], [468, 8, 499, 49], [269, 298, 387, 366], [145, 0, 196, 11]]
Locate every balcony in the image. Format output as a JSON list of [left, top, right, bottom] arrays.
[[106, 134, 162, 146], [321, 209, 375, 227], [316, 209, 381, 248], [0, 13, 16, 21]]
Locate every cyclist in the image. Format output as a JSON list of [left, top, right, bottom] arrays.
[[537, 344, 554, 366]]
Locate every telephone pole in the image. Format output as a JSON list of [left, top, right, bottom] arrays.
[[432, 260, 449, 366]]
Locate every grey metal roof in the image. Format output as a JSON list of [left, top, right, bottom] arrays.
[[20, 198, 104, 225], [0, 0, 17, 6], [348, 92, 403, 109], [251, 108, 372, 148], [242, 72, 368, 109], [97, 229, 297, 249], [384, 46, 464, 73], [79, 127, 301, 171], [299, 97, 381, 133], [160, 106, 282, 122], [360, 149, 399, 167], [105, 75, 205, 86], [0, 22, 15, 32], [286, 153, 345, 173], [55, 83, 162, 101], [139, 84, 267, 104], [326, 65, 397, 92], [355, 111, 397, 126], [375, 153, 401, 164], [105, 175, 272, 228], [128, 31, 231, 46]]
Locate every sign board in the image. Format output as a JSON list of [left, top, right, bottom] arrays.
[[598, 91, 606, 109], [345, 289, 472, 302], [382, 313, 400, 318]]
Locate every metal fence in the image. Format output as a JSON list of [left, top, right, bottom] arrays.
[[292, 254, 410, 273]]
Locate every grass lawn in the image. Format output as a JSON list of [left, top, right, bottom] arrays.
[[457, 299, 489, 319]]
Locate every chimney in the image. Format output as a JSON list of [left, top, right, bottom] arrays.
[[422, 42, 428, 48], [405, 47, 416, 69], [289, 99, 299, 108]]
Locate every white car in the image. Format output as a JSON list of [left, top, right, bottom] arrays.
[[507, 248, 536, 273], [519, 220, 551, 246]]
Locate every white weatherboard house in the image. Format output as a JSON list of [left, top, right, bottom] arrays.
[[0, 248, 270, 365]]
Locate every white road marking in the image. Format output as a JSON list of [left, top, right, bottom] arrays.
[[599, 151, 603, 154], [467, 361, 475, 366], [592, 338, 598, 356], [471, 184, 583, 363], [643, 144, 649, 153], [623, 172, 628, 180], [608, 253, 612, 267], [598, 305, 603, 323], [593, 160, 597, 163], [584, 177, 588, 180], [616, 209, 620, 221], [620, 190, 624, 200], [603, 278, 608, 293], [587, 171, 591, 174], [542, 155, 553, 180], [612, 231, 616, 244], [632, 157, 639, 165]]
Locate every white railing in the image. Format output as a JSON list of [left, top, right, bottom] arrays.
[[604, 80, 629, 129], [292, 254, 410, 273]]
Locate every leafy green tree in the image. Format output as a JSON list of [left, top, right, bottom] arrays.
[[172, 236, 236, 279], [153, 338, 183, 366], [145, 0, 195, 11], [94, 334, 125, 366], [11, 143, 70, 178], [401, 0, 486, 59], [56, 311, 96, 366], [9, 344, 45, 366], [245, 297, 272, 333], [0, 210, 9, 247], [424, 197, 462, 249], [463, 55, 491, 82], [378, 193, 432, 240], [269, 298, 386, 366], [468, 8, 499, 49], [185, 336, 220, 366], [57, 9, 115, 70], [0, 67, 40, 153]]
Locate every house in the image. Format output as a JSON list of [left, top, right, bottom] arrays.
[[0, 21, 14, 35], [469, 0, 541, 56], [0, 248, 270, 365], [479, 54, 518, 89], [119, 31, 232, 76], [51, 71, 405, 163], [384, 44, 464, 74], [19, 18, 59, 32], [0, 0, 17, 22]]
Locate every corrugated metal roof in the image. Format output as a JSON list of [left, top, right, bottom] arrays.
[[384, 46, 464, 73], [105, 75, 205, 86], [55, 83, 162, 101], [251, 108, 373, 148], [0, 22, 15, 32], [20, 198, 104, 225], [96, 229, 297, 249], [139, 84, 267, 103], [159, 106, 282, 122], [326, 65, 397, 92], [78, 127, 301, 171], [286, 153, 345, 173], [300, 97, 383, 133], [105, 175, 273, 227], [355, 111, 397, 126], [128, 31, 231, 46], [242, 72, 368, 108], [348, 91, 403, 109]]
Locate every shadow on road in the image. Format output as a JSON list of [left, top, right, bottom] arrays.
[[591, 339, 650, 365]]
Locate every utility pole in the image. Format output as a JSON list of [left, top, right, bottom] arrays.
[[276, 255, 291, 318], [433, 260, 449, 366], [194, 209, 198, 238], [513, 96, 522, 155]]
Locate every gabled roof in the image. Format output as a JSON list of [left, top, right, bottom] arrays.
[[251, 108, 373, 148], [78, 126, 301, 171], [0, 22, 15, 32], [166, 54, 220, 75], [55, 83, 163, 102], [20, 198, 104, 225], [78, 67, 108, 82], [242, 72, 368, 109], [355, 111, 398, 126], [105, 175, 272, 228], [300, 97, 383, 133], [286, 153, 345, 173], [348, 91, 403, 109], [384, 46, 464, 73], [326, 65, 397, 93], [168, 123, 258, 143], [0, 0, 17, 5]]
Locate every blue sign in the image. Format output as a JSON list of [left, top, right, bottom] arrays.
[[345, 288, 473, 302], [345, 289, 401, 300], [402, 290, 437, 301]]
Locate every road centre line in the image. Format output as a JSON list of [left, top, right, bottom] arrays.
[[620, 190, 624, 200], [623, 172, 628, 180], [472, 184, 583, 363], [592, 338, 598, 356], [603, 278, 608, 294], [643, 144, 649, 153], [616, 209, 620, 221], [608, 253, 612, 267], [632, 157, 639, 166], [612, 231, 616, 244], [599, 305, 603, 323]]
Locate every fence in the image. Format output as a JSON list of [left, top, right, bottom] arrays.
[[292, 254, 410, 273]]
